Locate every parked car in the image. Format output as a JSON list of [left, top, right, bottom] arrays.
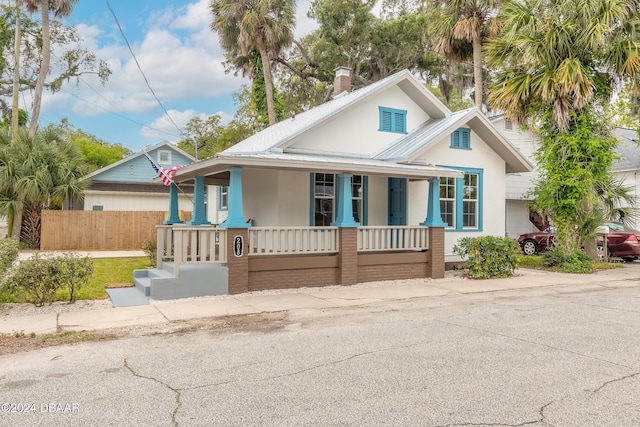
[[517, 222, 640, 261]]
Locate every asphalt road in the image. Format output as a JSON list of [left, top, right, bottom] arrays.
[[1, 276, 639, 426]]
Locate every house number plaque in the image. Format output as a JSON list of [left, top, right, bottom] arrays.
[[233, 235, 244, 257]]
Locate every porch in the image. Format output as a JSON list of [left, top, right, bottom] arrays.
[[133, 224, 444, 299]]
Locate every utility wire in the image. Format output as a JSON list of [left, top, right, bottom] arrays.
[[105, 0, 182, 134], [58, 86, 181, 138], [47, 50, 180, 138]]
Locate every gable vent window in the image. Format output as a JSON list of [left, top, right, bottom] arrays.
[[450, 128, 471, 150], [378, 107, 407, 134], [504, 119, 513, 130]]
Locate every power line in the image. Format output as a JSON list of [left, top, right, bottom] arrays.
[[105, 0, 182, 134], [58, 86, 181, 138]]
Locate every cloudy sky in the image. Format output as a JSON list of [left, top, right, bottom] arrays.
[[34, 0, 317, 151]]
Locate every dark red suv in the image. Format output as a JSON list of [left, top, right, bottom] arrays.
[[517, 222, 640, 261]]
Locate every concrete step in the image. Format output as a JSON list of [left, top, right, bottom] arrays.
[[161, 262, 175, 275], [133, 275, 151, 297]]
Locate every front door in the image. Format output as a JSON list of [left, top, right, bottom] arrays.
[[388, 178, 407, 225]]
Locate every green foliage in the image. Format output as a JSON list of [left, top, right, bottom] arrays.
[[2, 253, 92, 306], [541, 247, 594, 274], [142, 239, 157, 267], [0, 237, 18, 278], [453, 236, 520, 279], [531, 108, 619, 252], [54, 119, 130, 172]]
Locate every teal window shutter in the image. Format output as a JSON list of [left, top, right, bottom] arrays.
[[450, 128, 471, 149], [379, 107, 407, 134]]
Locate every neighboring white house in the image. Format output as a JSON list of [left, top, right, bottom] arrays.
[[491, 115, 640, 236], [174, 69, 533, 256], [67, 142, 195, 213]]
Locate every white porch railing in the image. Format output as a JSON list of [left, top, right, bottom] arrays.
[[248, 227, 339, 255], [357, 226, 429, 252], [157, 225, 227, 276]]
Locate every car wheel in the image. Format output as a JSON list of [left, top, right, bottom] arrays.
[[521, 239, 538, 255], [621, 256, 638, 262]]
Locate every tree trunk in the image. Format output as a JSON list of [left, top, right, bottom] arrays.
[[472, 32, 483, 112], [10, 203, 23, 243], [256, 35, 277, 126], [28, 0, 50, 138]]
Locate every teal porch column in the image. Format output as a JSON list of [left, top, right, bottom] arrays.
[[220, 166, 250, 229], [421, 177, 448, 227], [164, 183, 184, 225], [331, 173, 359, 228], [187, 175, 211, 226]]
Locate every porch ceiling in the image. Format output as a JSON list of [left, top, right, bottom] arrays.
[[173, 152, 464, 184]]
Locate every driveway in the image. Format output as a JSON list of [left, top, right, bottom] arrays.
[[0, 273, 639, 426]]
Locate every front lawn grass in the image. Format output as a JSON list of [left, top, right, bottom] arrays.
[[0, 257, 150, 303], [516, 254, 624, 271]]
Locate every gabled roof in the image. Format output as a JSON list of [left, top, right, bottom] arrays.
[[82, 141, 194, 181], [224, 69, 451, 155], [175, 69, 533, 182]]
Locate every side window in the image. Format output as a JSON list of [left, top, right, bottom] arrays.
[[439, 168, 483, 231], [313, 173, 334, 226], [450, 128, 471, 149], [219, 186, 228, 211], [439, 177, 456, 228], [378, 107, 407, 134], [310, 173, 367, 226]]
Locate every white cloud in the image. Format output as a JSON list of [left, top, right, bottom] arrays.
[[140, 108, 232, 142], [45, 1, 244, 122]]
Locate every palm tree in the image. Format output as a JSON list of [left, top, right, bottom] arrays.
[[426, 0, 502, 111], [210, 0, 295, 126], [485, 0, 640, 132], [17, 0, 79, 138], [0, 126, 87, 247]]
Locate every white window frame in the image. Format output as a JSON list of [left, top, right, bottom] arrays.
[[158, 150, 172, 165]]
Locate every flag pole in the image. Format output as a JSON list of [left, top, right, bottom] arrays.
[[143, 150, 194, 204]]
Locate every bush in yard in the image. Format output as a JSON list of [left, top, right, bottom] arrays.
[[142, 239, 157, 267], [2, 253, 93, 306], [453, 236, 520, 279], [58, 253, 94, 303], [0, 238, 19, 279], [541, 247, 593, 273]]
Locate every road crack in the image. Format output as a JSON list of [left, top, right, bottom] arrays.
[[184, 342, 428, 391], [435, 319, 635, 370], [433, 400, 555, 427], [124, 358, 182, 427], [592, 371, 640, 393]]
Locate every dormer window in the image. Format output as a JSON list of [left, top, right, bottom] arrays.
[[450, 128, 471, 150], [378, 107, 407, 134]]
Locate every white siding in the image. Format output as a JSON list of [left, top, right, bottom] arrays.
[[414, 128, 508, 255], [367, 175, 389, 226], [289, 86, 430, 156], [506, 200, 537, 238], [83, 191, 192, 213]]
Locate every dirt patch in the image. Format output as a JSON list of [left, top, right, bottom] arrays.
[[0, 311, 288, 356]]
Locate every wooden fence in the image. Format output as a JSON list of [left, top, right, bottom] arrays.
[[40, 211, 178, 251]]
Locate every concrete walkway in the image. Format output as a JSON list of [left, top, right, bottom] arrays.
[[2, 263, 639, 336]]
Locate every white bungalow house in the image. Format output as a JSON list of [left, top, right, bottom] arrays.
[[132, 69, 532, 300], [66, 142, 195, 216]]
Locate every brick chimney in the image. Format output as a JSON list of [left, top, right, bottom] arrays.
[[333, 67, 352, 97]]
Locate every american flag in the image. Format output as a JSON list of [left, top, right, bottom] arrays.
[[145, 154, 182, 186]]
